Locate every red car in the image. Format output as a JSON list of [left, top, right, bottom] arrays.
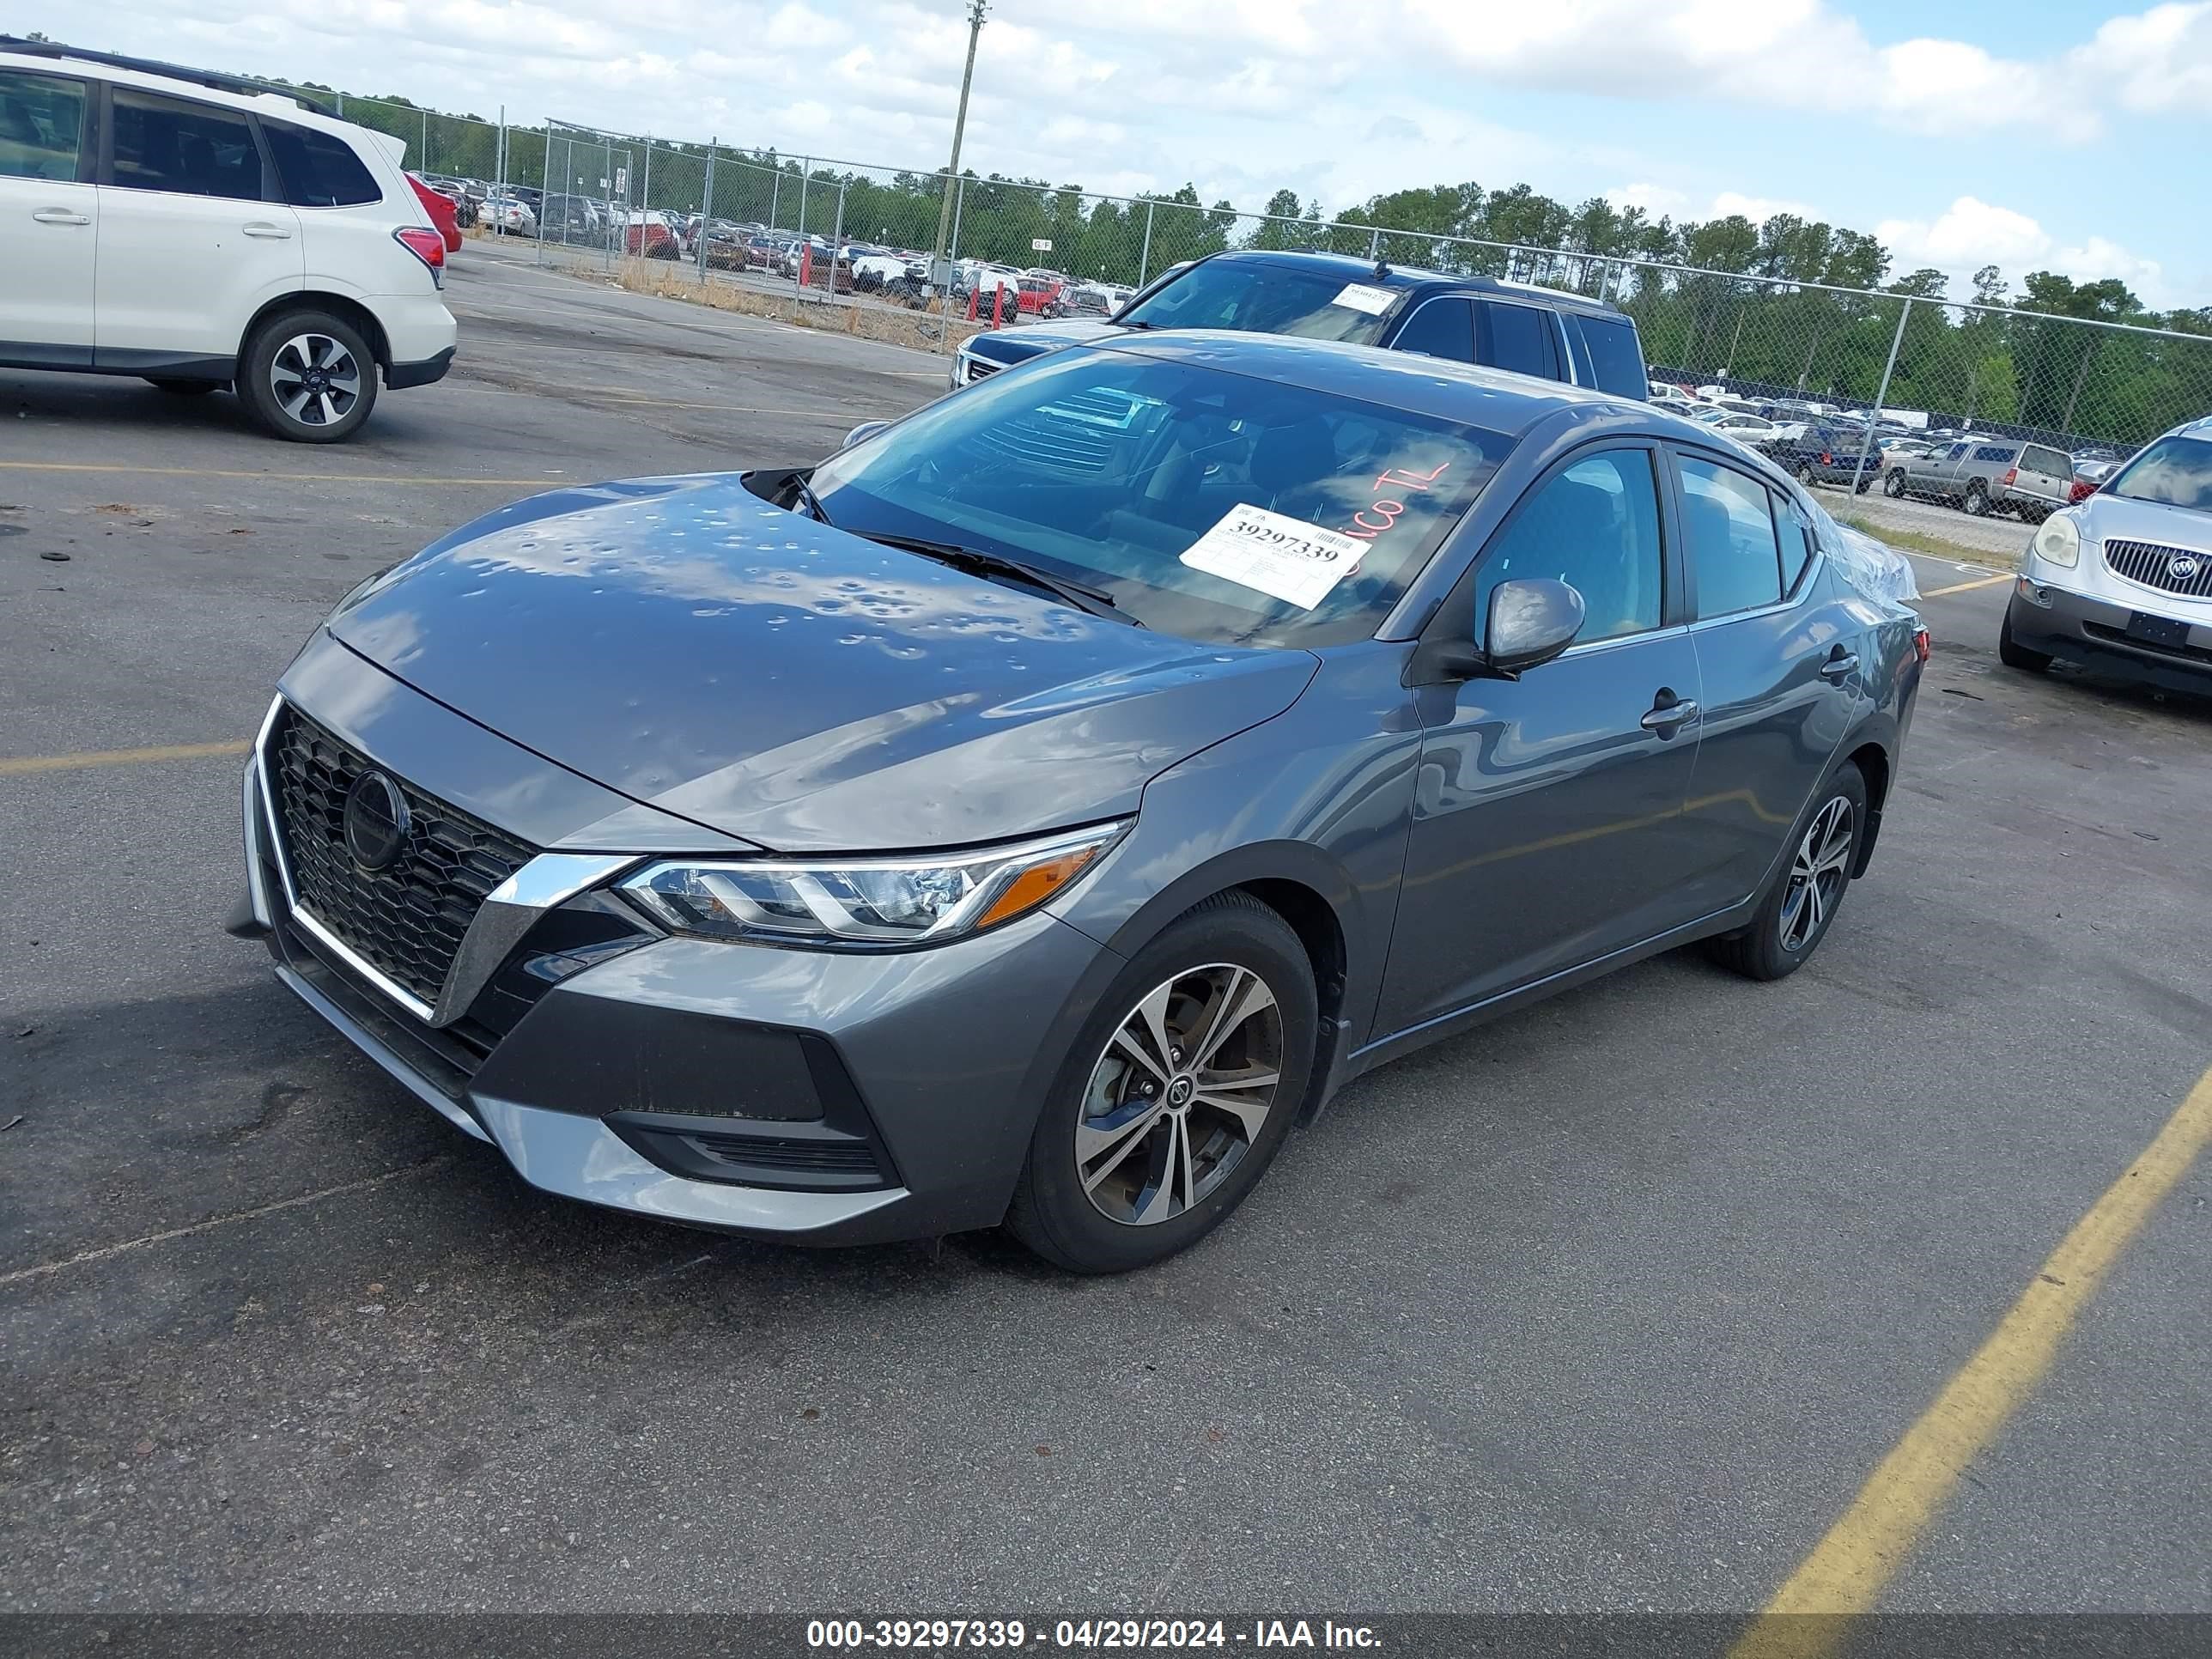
[[1015, 276, 1066, 316], [404, 173, 463, 254], [624, 214, 682, 259]]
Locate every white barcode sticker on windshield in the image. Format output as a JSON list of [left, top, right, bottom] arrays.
[[1180, 502, 1368, 610], [1329, 282, 1396, 316]]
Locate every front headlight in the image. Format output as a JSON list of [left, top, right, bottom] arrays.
[[2032, 512, 2081, 568], [620, 822, 1126, 949]]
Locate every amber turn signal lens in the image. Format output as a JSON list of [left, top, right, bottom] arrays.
[[975, 845, 1103, 931]]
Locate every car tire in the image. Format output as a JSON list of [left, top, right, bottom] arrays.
[[145, 378, 219, 395], [1705, 762, 1869, 983], [1963, 481, 1990, 516], [1796, 463, 1816, 486], [1885, 469, 1906, 497], [238, 309, 379, 444], [1004, 891, 1317, 1274], [1998, 610, 2052, 673]]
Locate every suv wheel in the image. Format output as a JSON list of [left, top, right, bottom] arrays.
[[1998, 611, 2052, 672], [1706, 763, 1869, 982], [239, 309, 378, 444], [1963, 481, 1990, 516], [1005, 892, 1316, 1273], [1884, 468, 1907, 497], [1796, 463, 1816, 486]]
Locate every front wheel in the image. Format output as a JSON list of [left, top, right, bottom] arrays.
[[1998, 610, 2052, 672], [1005, 893, 1317, 1273], [238, 309, 378, 443], [1705, 763, 1869, 982]]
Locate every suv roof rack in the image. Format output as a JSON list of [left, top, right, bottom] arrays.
[[0, 35, 337, 114]]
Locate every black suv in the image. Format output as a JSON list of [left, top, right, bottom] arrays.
[[1764, 422, 1887, 492], [951, 250, 1649, 398]]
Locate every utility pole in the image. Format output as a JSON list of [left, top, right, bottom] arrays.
[[929, 0, 988, 304]]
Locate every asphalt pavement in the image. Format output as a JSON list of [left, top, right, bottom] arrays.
[[2, 246, 2208, 1620]]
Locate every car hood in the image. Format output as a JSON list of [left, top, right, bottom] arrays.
[[328, 475, 1318, 854], [968, 318, 1124, 361], [2079, 491, 2212, 552]]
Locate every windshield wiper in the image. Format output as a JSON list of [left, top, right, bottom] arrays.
[[860, 532, 1140, 626], [793, 474, 832, 525]]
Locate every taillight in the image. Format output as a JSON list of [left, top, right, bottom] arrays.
[[2003, 467, 2018, 486], [1914, 627, 1931, 665], [393, 226, 446, 287], [1820, 452, 1832, 465]]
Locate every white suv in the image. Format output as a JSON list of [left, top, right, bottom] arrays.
[[0, 40, 457, 442], [2002, 416, 2212, 695]]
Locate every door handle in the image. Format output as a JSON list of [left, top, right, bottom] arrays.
[[32, 208, 90, 225], [1640, 692, 1699, 736], [1820, 650, 1861, 682], [242, 222, 294, 239]]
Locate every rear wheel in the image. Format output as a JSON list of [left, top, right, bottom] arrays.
[[238, 309, 378, 444], [1998, 610, 2052, 672], [1963, 481, 1990, 516], [1884, 468, 1907, 497], [1796, 463, 1816, 486], [1005, 893, 1316, 1273], [1706, 763, 1868, 982]]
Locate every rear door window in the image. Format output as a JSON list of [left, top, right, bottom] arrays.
[[1474, 301, 1559, 380], [262, 121, 380, 207], [0, 69, 88, 181], [1973, 444, 2017, 463], [1675, 453, 1784, 617], [2023, 445, 2071, 478], [1576, 313, 1648, 398], [1390, 297, 1474, 363], [109, 89, 265, 201]]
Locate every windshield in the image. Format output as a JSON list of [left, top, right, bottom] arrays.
[[2107, 435, 2212, 513], [1118, 259, 1401, 346], [809, 346, 1506, 647]]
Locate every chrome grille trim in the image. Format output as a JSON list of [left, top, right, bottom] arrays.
[[2102, 538, 2212, 599]]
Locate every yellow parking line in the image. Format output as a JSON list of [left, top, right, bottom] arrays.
[[0, 461, 552, 486], [1920, 573, 2014, 599], [0, 738, 249, 776], [1730, 1061, 2212, 1659]]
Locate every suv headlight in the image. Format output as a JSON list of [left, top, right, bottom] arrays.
[[620, 822, 1126, 949], [2032, 512, 2081, 568]]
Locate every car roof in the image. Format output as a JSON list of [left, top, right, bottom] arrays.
[[1087, 329, 1636, 436], [1195, 249, 1629, 316], [0, 40, 362, 141]]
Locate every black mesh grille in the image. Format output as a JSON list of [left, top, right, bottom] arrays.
[[2105, 538, 2212, 599], [269, 706, 535, 1009], [689, 1133, 883, 1175]]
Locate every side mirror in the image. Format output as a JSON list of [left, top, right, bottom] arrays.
[[842, 420, 890, 450], [1485, 578, 1586, 676]]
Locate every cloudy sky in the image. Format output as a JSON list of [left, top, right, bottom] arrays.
[[25, 0, 2212, 308]]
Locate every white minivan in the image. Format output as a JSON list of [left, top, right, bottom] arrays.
[[0, 38, 457, 442]]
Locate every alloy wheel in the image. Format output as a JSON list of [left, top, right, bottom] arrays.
[[1778, 796, 1854, 952], [1075, 963, 1284, 1226], [269, 333, 363, 429]]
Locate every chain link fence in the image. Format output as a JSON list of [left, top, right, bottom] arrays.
[[343, 100, 2211, 447]]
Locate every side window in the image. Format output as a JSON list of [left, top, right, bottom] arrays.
[[1677, 455, 1784, 617], [1577, 314, 1649, 398], [1947, 443, 1970, 460], [109, 90, 265, 202], [1475, 301, 1559, 380], [1475, 449, 1664, 645], [0, 70, 86, 181], [1390, 298, 1474, 362], [1973, 444, 2016, 463], [1778, 495, 1816, 592], [262, 121, 380, 208]]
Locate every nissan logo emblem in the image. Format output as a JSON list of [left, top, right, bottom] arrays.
[[343, 770, 411, 872], [2171, 555, 2202, 581]]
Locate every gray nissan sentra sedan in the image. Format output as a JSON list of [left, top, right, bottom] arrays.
[[234, 331, 1924, 1272]]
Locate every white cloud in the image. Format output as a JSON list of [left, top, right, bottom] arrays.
[[1877, 197, 2172, 307], [2076, 2, 2212, 112]]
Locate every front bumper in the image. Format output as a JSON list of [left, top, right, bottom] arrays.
[[2007, 576, 2212, 693], [240, 689, 1122, 1245]]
